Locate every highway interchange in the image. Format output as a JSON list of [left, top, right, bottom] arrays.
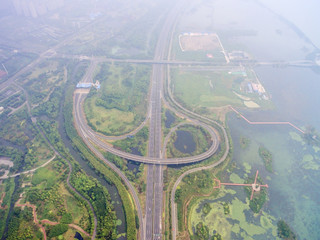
[[72, 1, 226, 239], [6, 0, 311, 239]]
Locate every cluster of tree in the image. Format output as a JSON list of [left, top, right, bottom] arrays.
[[38, 120, 65, 153], [24, 134, 54, 170], [277, 220, 296, 240], [32, 87, 63, 119], [0, 178, 16, 238], [64, 66, 138, 239], [223, 202, 230, 215], [0, 109, 34, 146], [240, 136, 250, 149], [27, 185, 67, 220], [94, 63, 111, 83], [202, 203, 212, 216], [259, 145, 273, 173], [4, 52, 37, 78], [103, 152, 144, 182], [303, 125, 320, 146], [6, 207, 42, 240], [175, 170, 214, 231], [244, 176, 267, 213], [113, 126, 148, 156], [212, 232, 223, 240], [0, 147, 25, 174], [195, 222, 209, 239], [0, 92, 26, 109], [47, 224, 69, 238], [92, 64, 149, 116]]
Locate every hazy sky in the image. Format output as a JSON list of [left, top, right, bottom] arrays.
[[260, 0, 320, 48]]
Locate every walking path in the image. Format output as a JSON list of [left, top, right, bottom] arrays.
[[16, 201, 91, 240], [0, 155, 56, 180], [230, 106, 305, 134], [0, 192, 6, 209], [15, 202, 47, 240]]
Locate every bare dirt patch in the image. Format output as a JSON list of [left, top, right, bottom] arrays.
[[179, 33, 222, 52]]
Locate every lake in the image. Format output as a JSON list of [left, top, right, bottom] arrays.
[[188, 0, 320, 239]]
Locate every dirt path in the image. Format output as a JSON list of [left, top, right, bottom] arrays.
[[0, 155, 56, 180], [16, 202, 47, 240], [0, 192, 7, 209], [41, 219, 91, 238], [15, 201, 92, 240]]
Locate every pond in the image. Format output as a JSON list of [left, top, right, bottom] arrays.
[[174, 130, 196, 154], [165, 110, 175, 128]]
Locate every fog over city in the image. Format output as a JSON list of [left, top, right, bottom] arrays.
[[0, 1, 319, 240]]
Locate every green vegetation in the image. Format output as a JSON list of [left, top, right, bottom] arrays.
[[32, 86, 63, 119], [3, 52, 37, 78], [64, 80, 137, 239], [303, 125, 320, 146], [195, 222, 209, 240], [112, 126, 149, 156], [84, 63, 150, 136], [103, 152, 144, 183], [277, 220, 296, 240], [0, 91, 26, 109], [258, 145, 273, 173], [70, 170, 117, 239], [0, 179, 15, 237], [212, 232, 223, 240], [223, 202, 230, 215], [6, 207, 42, 240], [171, 69, 243, 110], [202, 203, 212, 216], [244, 176, 267, 213], [47, 224, 69, 238], [174, 170, 214, 231], [0, 147, 24, 174], [240, 136, 250, 149], [59, 1, 172, 59]]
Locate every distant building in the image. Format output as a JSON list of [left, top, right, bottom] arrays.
[[76, 83, 92, 89], [0, 71, 7, 79], [92, 80, 100, 89], [228, 51, 250, 61], [11, 0, 65, 18]]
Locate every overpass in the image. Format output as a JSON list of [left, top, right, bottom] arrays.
[[73, 92, 220, 165]]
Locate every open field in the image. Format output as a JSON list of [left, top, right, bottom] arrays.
[[179, 33, 222, 52], [171, 69, 243, 109], [84, 63, 150, 136], [171, 68, 273, 115], [172, 33, 226, 62]]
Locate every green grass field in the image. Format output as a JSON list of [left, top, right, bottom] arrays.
[[85, 63, 150, 136], [85, 98, 137, 135], [172, 69, 244, 109]]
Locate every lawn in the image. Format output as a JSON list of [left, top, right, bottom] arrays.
[[84, 63, 150, 136], [172, 69, 244, 109], [85, 96, 136, 135]]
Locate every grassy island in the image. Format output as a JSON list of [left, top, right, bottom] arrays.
[[259, 146, 273, 173], [195, 222, 209, 240], [223, 202, 230, 215], [245, 175, 267, 213], [240, 136, 250, 149], [202, 203, 212, 216], [303, 125, 320, 146], [277, 220, 297, 240]]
